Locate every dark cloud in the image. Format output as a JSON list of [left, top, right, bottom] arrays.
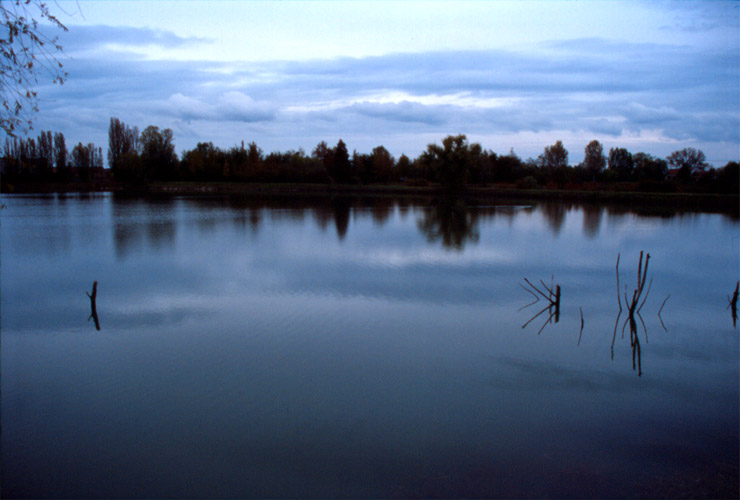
[[347, 101, 448, 126], [55, 24, 210, 55], [660, 1, 740, 33], [271, 41, 736, 98], [164, 92, 276, 123]]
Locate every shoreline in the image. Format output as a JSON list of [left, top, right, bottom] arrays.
[[2, 180, 738, 215]]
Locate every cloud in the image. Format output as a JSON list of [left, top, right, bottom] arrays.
[[165, 92, 275, 123], [623, 103, 682, 126], [56, 24, 210, 56], [166, 93, 214, 121], [660, 1, 740, 33], [218, 92, 276, 122], [347, 101, 448, 126]]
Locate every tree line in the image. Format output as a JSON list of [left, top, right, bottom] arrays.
[[2, 131, 103, 182], [2, 117, 738, 194]]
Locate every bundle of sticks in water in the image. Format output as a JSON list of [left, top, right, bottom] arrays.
[[519, 275, 561, 335]]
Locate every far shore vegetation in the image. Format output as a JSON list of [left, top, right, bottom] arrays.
[[1, 117, 738, 214]]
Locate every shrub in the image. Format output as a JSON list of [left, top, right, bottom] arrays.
[[516, 175, 538, 189], [637, 180, 676, 193]]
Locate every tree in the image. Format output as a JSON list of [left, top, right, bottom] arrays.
[[583, 140, 605, 180], [89, 143, 103, 168], [71, 142, 90, 181], [1, 0, 68, 136], [36, 129, 52, 177], [329, 139, 351, 182], [311, 141, 330, 164], [608, 147, 634, 181], [108, 117, 140, 177], [245, 141, 263, 178], [181, 141, 222, 180], [537, 140, 570, 187], [53, 130, 66, 178], [397, 154, 412, 179], [420, 134, 479, 186], [495, 149, 523, 183], [140, 125, 177, 180], [632, 152, 667, 182], [352, 150, 372, 183], [370, 145, 394, 182], [540, 140, 569, 169], [312, 140, 334, 181], [667, 147, 707, 182], [715, 161, 739, 194]]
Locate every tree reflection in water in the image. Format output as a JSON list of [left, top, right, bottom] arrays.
[[416, 197, 480, 251], [331, 197, 350, 240]]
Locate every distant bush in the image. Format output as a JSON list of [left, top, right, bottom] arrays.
[[516, 176, 538, 189], [403, 178, 431, 187], [637, 180, 676, 193]]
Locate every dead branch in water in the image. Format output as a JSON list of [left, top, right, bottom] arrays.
[[613, 252, 653, 376], [628, 251, 651, 316], [728, 281, 739, 328], [522, 278, 560, 310], [615, 253, 622, 313], [86, 281, 100, 331], [520, 276, 561, 334], [658, 294, 670, 332]]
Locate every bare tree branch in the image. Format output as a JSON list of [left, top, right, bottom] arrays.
[[1, 0, 68, 136]]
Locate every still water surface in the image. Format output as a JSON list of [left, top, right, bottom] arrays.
[[1, 193, 738, 498]]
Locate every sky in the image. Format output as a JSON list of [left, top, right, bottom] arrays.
[[27, 0, 740, 166]]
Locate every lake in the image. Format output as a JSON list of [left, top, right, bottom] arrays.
[[1, 192, 738, 499]]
